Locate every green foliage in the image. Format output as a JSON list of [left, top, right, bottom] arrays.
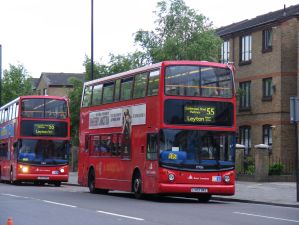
[[2, 64, 33, 105], [269, 163, 284, 175], [134, 0, 221, 62], [244, 156, 255, 175], [67, 78, 84, 146], [83, 52, 147, 82]]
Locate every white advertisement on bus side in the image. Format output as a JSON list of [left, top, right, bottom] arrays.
[[89, 104, 146, 129]]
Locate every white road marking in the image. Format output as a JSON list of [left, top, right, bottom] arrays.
[[234, 212, 299, 223], [42, 200, 77, 208], [1, 193, 77, 208], [1, 193, 23, 198], [96, 210, 144, 221]]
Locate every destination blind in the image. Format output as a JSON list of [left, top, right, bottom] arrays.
[[164, 99, 233, 126]]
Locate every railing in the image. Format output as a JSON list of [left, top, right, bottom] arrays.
[[269, 157, 296, 175]]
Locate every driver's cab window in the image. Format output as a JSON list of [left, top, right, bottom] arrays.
[[146, 133, 158, 160]]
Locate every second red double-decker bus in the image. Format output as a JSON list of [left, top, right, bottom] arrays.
[[78, 61, 236, 202], [0, 95, 71, 186]]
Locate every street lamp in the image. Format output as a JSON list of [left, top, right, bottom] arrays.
[[0, 44, 2, 106], [91, 0, 94, 81]]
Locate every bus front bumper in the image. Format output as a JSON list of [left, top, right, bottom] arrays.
[[158, 183, 235, 196], [16, 174, 68, 182]]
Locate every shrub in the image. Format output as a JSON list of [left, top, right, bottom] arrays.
[[269, 163, 284, 175], [244, 156, 255, 175]]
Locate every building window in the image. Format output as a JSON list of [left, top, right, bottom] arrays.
[[220, 40, 230, 63], [239, 81, 251, 110], [239, 35, 252, 64], [263, 125, 272, 147], [239, 126, 251, 155], [262, 29, 272, 52], [263, 78, 273, 100]]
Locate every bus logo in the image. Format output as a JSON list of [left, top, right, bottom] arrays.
[[168, 153, 177, 160]]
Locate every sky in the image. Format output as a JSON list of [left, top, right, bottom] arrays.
[[0, 0, 298, 78]]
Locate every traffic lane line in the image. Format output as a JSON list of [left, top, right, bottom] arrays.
[[42, 200, 77, 208], [96, 210, 144, 221], [233, 211, 299, 223], [2, 192, 143, 221], [1, 193, 77, 208]]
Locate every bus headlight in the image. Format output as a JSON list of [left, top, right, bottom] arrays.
[[223, 175, 230, 183], [21, 166, 29, 173], [168, 173, 175, 181], [60, 168, 65, 173]]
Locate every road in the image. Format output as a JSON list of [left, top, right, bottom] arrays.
[[0, 182, 298, 225]]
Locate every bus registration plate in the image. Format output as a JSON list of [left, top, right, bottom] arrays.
[[38, 176, 49, 180], [191, 188, 208, 193]]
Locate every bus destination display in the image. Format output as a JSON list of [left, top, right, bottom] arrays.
[[184, 105, 215, 123], [33, 124, 55, 136]]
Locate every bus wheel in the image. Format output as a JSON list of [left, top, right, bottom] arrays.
[[10, 169, 14, 185], [88, 169, 97, 193], [54, 181, 61, 187], [133, 174, 143, 199], [197, 194, 212, 203]]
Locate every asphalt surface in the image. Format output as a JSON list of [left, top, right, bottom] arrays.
[[1, 183, 299, 225], [67, 172, 299, 208]]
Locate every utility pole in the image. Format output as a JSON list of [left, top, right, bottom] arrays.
[[91, 0, 94, 81], [0, 44, 2, 106], [290, 97, 299, 202]]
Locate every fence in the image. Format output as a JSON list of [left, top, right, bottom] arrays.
[[236, 152, 297, 181]]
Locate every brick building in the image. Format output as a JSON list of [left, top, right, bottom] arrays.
[[36, 72, 85, 97], [217, 4, 299, 168]]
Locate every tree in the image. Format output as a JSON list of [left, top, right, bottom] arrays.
[[2, 64, 33, 105], [67, 77, 84, 146], [134, 0, 222, 62], [83, 52, 147, 82]]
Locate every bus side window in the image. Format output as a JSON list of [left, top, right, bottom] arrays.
[[120, 77, 133, 101], [147, 133, 158, 160], [114, 79, 121, 102], [133, 73, 148, 99], [102, 82, 115, 104], [82, 86, 92, 107], [92, 84, 103, 106], [147, 70, 160, 96], [99, 135, 112, 156]]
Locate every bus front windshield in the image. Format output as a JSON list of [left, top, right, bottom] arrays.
[[165, 65, 233, 98], [17, 139, 69, 165], [159, 129, 234, 170]]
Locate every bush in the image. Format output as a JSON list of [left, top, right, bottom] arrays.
[[269, 163, 284, 175], [244, 156, 255, 175]]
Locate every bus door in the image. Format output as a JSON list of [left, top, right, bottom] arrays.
[[78, 134, 90, 186], [144, 133, 159, 193]]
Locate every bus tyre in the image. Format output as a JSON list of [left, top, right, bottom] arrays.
[[10, 169, 15, 185], [197, 194, 212, 203], [88, 169, 97, 193], [133, 174, 143, 199], [54, 181, 61, 187]]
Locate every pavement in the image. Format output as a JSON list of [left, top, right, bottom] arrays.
[[65, 172, 299, 208]]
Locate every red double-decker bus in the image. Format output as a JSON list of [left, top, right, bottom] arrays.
[[78, 61, 236, 202], [0, 96, 71, 186]]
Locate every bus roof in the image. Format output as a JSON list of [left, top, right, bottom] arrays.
[[84, 60, 231, 87]]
